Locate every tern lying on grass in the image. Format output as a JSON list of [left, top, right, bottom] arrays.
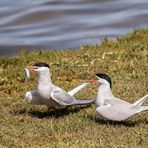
[[95, 73, 148, 121], [24, 62, 94, 109]]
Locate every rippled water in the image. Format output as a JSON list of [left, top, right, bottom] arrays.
[[0, 0, 148, 56]]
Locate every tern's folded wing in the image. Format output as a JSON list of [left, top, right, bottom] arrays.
[[51, 88, 75, 106], [96, 104, 137, 121], [105, 98, 131, 107]]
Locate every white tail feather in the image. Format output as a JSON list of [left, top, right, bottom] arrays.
[[132, 94, 148, 107], [140, 105, 148, 112]]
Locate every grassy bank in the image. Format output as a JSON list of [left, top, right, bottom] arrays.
[[0, 28, 148, 147]]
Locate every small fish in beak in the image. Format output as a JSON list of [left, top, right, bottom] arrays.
[[24, 68, 30, 81]]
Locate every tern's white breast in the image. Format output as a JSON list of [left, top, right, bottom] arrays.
[[38, 84, 52, 99]]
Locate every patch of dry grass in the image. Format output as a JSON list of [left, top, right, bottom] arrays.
[[0, 28, 148, 147]]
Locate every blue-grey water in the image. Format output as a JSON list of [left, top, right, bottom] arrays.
[[0, 0, 148, 56]]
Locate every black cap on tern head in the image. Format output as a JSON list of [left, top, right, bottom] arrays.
[[33, 62, 50, 68], [96, 73, 112, 88]]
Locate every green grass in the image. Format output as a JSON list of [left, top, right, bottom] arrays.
[[0, 28, 148, 147]]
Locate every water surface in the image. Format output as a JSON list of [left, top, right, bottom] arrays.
[[0, 0, 148, 56]]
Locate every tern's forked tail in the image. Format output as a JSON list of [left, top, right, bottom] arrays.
[[132, 94, 148, 107], [140, 105, 148, 112], [131, 94, 148, 112]]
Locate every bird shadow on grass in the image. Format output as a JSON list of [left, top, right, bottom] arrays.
[[10, 105, 92, 119], [87, 115, 148, 127]]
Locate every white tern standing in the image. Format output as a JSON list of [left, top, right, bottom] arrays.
[[95, 73, 148, 121], [25, 62, 95, 109]]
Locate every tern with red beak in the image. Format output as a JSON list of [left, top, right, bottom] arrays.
[[25, 62, 94, 109], [95, 73, 148, 121]]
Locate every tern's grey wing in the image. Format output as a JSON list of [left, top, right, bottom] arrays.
[[51, 88, 75, 106], [25, 89, 44, 105], [96, 104, 138, 121], [68, 82, 89, 96], [105, 98, 131, 106]]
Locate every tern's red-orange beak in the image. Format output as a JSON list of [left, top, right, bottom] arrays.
[[27, 66, 38, 71], [88, 72, 99, 84], [89, 80, 97, 84]]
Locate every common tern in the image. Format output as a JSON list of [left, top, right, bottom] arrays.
[[25, 62, 95, 109], [95, 73, 148, 121]]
